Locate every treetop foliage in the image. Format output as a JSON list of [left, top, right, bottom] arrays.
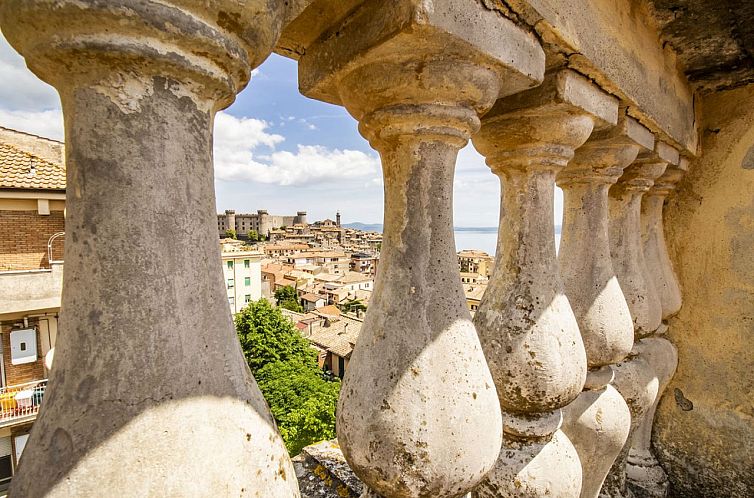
[[235, 298, 340, 455], [235, 298, 314, 372]]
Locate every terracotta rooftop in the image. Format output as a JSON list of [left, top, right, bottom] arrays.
[[307, 318, 362, 359], [301, 292, 324, 303], [314, 305, 341, 317], [0, 142, 66, 191]]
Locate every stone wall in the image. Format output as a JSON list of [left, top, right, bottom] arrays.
[[656, 82, 754, 497], [0, 210, 64, 270]]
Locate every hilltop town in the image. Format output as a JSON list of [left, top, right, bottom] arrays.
[[217, 208, 495, 379]]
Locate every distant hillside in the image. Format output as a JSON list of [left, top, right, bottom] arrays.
[[345, 223, 561, 233]]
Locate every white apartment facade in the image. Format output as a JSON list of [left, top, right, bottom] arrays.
[[221, 250, 263, 314]]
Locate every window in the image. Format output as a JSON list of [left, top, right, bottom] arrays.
[[227, 278, 234, 289], [244, 259, 250, 268], [227, 261, 233, 269], [244, 276, 251, 286], [229, 296, 235, 307], [244, 295, 251, 303]]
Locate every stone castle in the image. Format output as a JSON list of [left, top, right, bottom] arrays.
[[217, 209, 308, 237], [0, 1, 751, 497]]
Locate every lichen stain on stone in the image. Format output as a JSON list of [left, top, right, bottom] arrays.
[[75, 374, 96, 403], [742, 145, 754, 169], [217, 11, 243, 35], [673, 388, 693, 411], [92, 72, 154, 114], [51, 427, 74, 460]]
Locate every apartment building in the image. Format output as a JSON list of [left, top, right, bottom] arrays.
[[286, 250, 350, 275], [263, 242, 309, 258], [349, 252, 378, 276], [0, 127, 64, 489], [457, 249, 494, 278], [221, 249, 263, 314]]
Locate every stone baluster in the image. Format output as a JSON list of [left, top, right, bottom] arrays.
[[298, 2, 545, 496], [626, 156, 686, 498], [0, 2, 300, 496], [603, 142, 676, 498], [471, 69, 616, 497], [558, 114, 655, 498]]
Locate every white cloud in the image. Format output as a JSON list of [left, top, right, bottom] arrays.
[[0, 109, 64, 141], [0, 36, 60, 112], [214, 111, 283, 150], [213, 112, 379, 186]]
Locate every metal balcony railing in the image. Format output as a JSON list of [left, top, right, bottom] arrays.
[[0, 380, 47, 425]]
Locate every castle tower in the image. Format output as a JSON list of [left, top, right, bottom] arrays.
[[225, 209, 236, 234], [257, 209, 271, 237], [296, 211, 308, 225], [336, 211, 341, 227]]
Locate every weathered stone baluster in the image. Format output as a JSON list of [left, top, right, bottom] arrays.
[[0, 2, 300, 496], [603, 142, 675, 498], [626, 156, 686, 498], [471, 69, 616, 497], [297, 2, 545, 496], [558, 114, 655, 498]]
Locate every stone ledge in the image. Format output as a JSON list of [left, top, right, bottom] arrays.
[[293, 440, 363, 498]]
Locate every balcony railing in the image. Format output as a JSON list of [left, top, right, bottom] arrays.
[[0, 380, 47, 427]]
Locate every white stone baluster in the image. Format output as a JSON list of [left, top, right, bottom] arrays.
[[471, 69, 617, 497], [626, 156, 687, 498], [558, 114, 655, 498], [297, 2, 545, 496], [603, 142, 675, 498], [0, 2, 300, 496]]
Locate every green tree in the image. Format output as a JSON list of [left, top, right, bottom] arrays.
[[224, 228, 237, 239], [341, 298, 367, 314], [235, 299, 340, 455], [255, 361, 340, 455], [235, 298, 314, 371], [247, 229, 259, 242], [274, 285, 303, 313]]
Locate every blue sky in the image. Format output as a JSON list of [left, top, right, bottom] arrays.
[[0, 34, 562, 227]]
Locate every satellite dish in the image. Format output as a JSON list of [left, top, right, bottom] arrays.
[[45, 347, 55, 370]]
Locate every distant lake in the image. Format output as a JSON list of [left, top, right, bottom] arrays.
[[453, 229, 498, 255], [454, 227, 561, 256]]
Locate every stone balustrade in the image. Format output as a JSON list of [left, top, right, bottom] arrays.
[[0, 2, 696, 497], [298, 3, 544, 496], [603, 142, 678, 498], [471, 69, 616, 497], [626, 156, 687, 498], [558, 113, 654, 498], [0, 1, 300, 496]]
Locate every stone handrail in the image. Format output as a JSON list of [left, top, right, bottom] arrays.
[[0, 2, 688, 497]]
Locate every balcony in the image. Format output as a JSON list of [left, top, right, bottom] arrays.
[[0, 264, 62, 316], [0, 380, 47, 428]]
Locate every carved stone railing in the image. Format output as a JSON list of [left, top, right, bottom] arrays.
[[0, 1, 300, 495], [471, 69, 617, 497], [626, 156, 686, 498], [0, 2, 695, 497], [558, 113, 654, 498], [604, 141, 678, 498], [297, 2, 545, 496]]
